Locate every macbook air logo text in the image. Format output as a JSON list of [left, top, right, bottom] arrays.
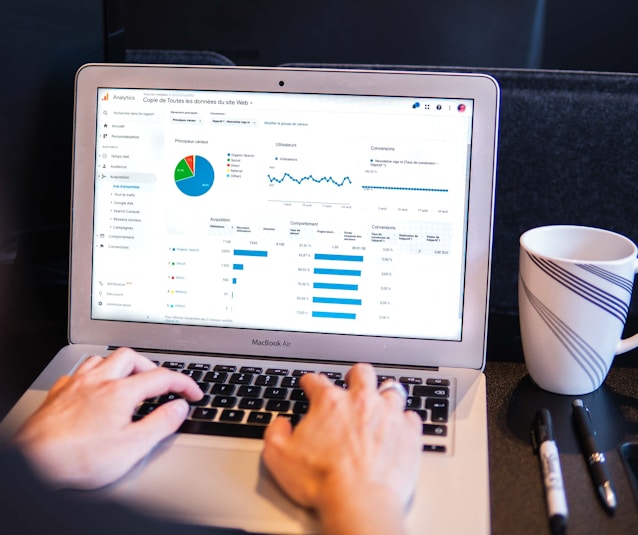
[[252, 339, 292, 348]]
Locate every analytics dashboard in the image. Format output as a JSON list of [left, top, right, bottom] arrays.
[[91, 87, 473, 341]]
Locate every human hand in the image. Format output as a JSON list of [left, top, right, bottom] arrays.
[[13, 347, 202, 489], [262, 363, 422, 535]]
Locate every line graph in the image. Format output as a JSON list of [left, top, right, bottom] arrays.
[[362, 185, 448, 192], [268, 173, 352, 187]]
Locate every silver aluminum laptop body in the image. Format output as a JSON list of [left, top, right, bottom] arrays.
[[1, 64, 499, 534]]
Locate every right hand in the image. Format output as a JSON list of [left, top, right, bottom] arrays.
[[262, 363, 422, 535]]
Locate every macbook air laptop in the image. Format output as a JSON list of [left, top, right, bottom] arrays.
[[1, 64, 499, 534]]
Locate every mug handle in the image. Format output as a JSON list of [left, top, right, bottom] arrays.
[[616, 259, 638, 355]]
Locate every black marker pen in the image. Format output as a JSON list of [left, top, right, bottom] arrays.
[[572, 399, 617, 513], [531, 409, 568, 534]]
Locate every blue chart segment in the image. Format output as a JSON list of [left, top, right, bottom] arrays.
[[268, 173, 351, 187], [231, 249, 268, 301], [232, 250, 268, 283], [312, 253, 363, 320], [174, 155, 215, 197]]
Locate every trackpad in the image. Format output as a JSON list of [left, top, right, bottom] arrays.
[[104, 436, 319, 534]]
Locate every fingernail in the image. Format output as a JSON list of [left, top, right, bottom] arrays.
[[172, 398, 189, 420]]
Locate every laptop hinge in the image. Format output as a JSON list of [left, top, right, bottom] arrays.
[[109, 346, 440, 372]]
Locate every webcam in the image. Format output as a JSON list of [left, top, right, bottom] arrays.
[[278, 80, 285, 87]]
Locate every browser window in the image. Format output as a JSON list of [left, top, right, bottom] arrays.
[[92, 87, 473, 341]]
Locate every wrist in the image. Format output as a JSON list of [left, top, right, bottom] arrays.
[[13, 423, 73, 488], [316, 476, 407, 535]]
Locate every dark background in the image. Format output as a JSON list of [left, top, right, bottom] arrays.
[[3, 0, 638, 419]]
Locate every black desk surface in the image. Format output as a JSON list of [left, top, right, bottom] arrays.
[[487, 360, 638, 534], [2, 262, 638, 534], [486, 312, 638, 535]]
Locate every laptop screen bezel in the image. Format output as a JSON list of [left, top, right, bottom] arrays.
[[69, 64, 499, 371]]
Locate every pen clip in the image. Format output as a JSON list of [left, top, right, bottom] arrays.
[[584, 406, 596, 436], [530, 413, 540, 453], [574, 399, 596, 436], [530, 425, 540, 453]]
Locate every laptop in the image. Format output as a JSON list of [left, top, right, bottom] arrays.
[[1, 64, 499, 534]]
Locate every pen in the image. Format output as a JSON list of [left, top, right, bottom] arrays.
[[531, 409, 568, 534], [572, 399, 617, 513]]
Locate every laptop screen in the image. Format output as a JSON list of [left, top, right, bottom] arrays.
[[91, 86, 474, 342]]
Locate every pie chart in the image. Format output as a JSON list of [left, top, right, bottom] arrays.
[[174, 155, 214, 196]]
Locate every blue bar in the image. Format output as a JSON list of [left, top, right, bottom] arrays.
[[314, 253, 364, 262], [312, 311, 357, 320], [313, 282, 358, 291], [232, 278, 237, 284], [314, 268, 361, 276], [313, 297, 362, 305], [233, 264, 244, 270], [233, 249, 268, 257]]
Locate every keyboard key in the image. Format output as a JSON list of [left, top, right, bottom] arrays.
[[406, 396, 422, 409], [281, 376, 300, 388], [423, 424, 447, 436], [293, 401, 309, 413], [292, 369, 314, 377], [181, 369, 203, 381], [265, 368, 289, 376], [137, 402, 158, 416], [230, 373, 254, 385], [162, 361, 184, 370], [377, 375, 397, 384], [239, 398, 264, 410], [237, 385, 262, 397], [426, 378, 450, 387], [240, 366, 263, 374], [266, 399, 291, 412], [278, 413, 301, 426], [321, 371, 342, 380], [191, 407, 217, 420], [214, 365, 237, 372], [413, 385, 449, 398], [179, 420, 265, 439], [189, 395, 211, 407], [422, 444, 447, 453], [247, 412, 272, 425], [399, 376, 423, 385], [204, 371, 228, 383], [410, 409, 428, 421], [212, 396, 237, 408], [426, 398, 449, 422], [255, 375, 279, 387], [188, 363, 211, 371], [211, 383, 236, 395], [158, 393, 181, 404], [264, 387, 288, 399], [220, 409, 245, 422], [290, 389, 307, 401]]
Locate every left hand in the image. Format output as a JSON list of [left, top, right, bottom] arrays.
[[13, 347, 202, 489]]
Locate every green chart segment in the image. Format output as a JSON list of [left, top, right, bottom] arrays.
[[174, 155, 215, 196]]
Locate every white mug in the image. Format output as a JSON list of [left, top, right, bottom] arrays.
[[518, 225, 638, 395]]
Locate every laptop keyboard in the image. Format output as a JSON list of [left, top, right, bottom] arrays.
[[134, 360, 452, 453]]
